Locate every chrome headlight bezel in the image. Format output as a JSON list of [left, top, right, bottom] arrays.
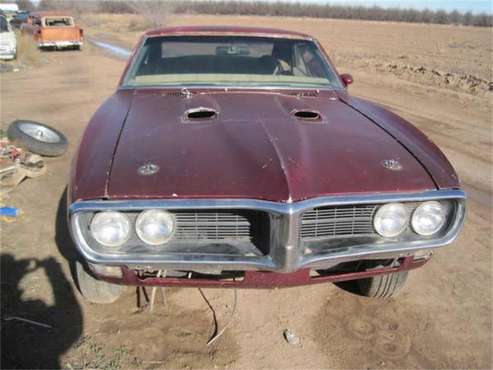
[[69, 190, 465, 272], [135, 209, 176, 245], [89, 211, 131, 248], [373, 202, 410, 238], [411, 200, 448, 236]]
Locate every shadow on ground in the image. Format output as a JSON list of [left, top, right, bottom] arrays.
[[0, 253, 83, 369], [1, 188, 84, 369], [55, 188, 82, 289]]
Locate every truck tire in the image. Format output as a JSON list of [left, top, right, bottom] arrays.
[[7, 120, 68, 157], [75, 261, 125, 304], [357, 271, 409, 298]]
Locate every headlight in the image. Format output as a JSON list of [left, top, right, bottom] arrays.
[[136, 209, 175, 245], [412, 201, 447, 236], [373, 203, 409, 237], [90, 211, 130, 247]]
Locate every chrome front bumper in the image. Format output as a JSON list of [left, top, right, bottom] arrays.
[[0, 47, 15, 59], [69, 189, 466, 273]]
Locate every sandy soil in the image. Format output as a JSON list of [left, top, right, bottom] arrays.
[[1, 15, 492, 369]]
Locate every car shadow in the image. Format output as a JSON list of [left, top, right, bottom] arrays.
[[0, 253, 83, 369], [54, 187, 81, 290]]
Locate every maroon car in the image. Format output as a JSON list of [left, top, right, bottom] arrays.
[[68, 26, 465, 304]]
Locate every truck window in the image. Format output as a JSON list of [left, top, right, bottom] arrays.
[[44, 17, 74, 27]]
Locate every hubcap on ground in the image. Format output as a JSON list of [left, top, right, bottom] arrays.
[[17, 122, 60, 143]]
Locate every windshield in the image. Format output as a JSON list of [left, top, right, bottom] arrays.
[[15, 13, 29, 21], [0, 16, 9, 32], [124, 35, 342, 89]]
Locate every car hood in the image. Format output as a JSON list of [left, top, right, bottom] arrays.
[[107, 90, 435, 201]]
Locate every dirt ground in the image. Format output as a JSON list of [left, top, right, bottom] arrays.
[[1, 15, 492, 369]]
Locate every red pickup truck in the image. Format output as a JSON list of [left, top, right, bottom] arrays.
[[22, 11, 83, 50]]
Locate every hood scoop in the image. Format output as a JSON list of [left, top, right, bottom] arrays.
[[292, 109, 322, 121], [184, 107, 218, 121]]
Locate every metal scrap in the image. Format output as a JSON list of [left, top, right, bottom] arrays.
[[4, 316, 52, 329], [0, 137, 46, 195]]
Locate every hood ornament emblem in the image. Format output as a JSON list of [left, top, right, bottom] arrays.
[[138, 163, 159, 176], [382, 159, 403, 171]]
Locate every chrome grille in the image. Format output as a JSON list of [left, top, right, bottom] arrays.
[[172, 211, 254, 241], [301, 205, 377, 240]]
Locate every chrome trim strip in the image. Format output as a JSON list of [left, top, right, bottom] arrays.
[[69, 189, 466, 273], [118, 85, 344, 92]]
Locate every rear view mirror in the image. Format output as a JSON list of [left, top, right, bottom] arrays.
[[216, 45, 250, 56], [340, 73, 354, 87]]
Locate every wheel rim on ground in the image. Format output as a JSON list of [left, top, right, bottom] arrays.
[[17, 122, 61, 143]]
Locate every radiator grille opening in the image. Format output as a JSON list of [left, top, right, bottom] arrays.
[[171, 209, 270, 255], [301, 204, 377, 240], [173, 211, 252, 240]]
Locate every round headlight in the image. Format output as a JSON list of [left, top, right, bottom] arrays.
[[373, 203, 409, 237], [136, 209, 175, 245], [411, 201, 447, 236], [90, 211, 130, 247]]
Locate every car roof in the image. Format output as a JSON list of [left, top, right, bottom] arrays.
[[145, 26, 312, 40]]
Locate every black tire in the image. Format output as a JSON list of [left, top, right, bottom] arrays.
[[75, 261, 125, 304], [357, 271, 409, 298], [7, 120, 68, 157]]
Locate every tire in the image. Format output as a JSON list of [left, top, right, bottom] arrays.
[[357, 271, 409, 298], [7, 120, 68, 157], [75, 261, 125, 304]]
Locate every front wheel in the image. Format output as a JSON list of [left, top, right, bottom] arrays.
[[75, 262, 126, 304], [356, 271, 409, 298]]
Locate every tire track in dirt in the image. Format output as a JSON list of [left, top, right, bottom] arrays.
[[311, 287, 489, 368]]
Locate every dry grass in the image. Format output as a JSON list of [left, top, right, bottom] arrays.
[[127, 17, 154, 32]]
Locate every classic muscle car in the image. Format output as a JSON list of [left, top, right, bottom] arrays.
[[68, 26, 465, 304]]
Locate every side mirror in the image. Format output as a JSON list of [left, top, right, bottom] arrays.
[[340, 74, 354, 87]]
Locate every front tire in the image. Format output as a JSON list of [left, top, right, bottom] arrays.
[[357, 271, 409, 298], [75, 261, 125, 304]]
